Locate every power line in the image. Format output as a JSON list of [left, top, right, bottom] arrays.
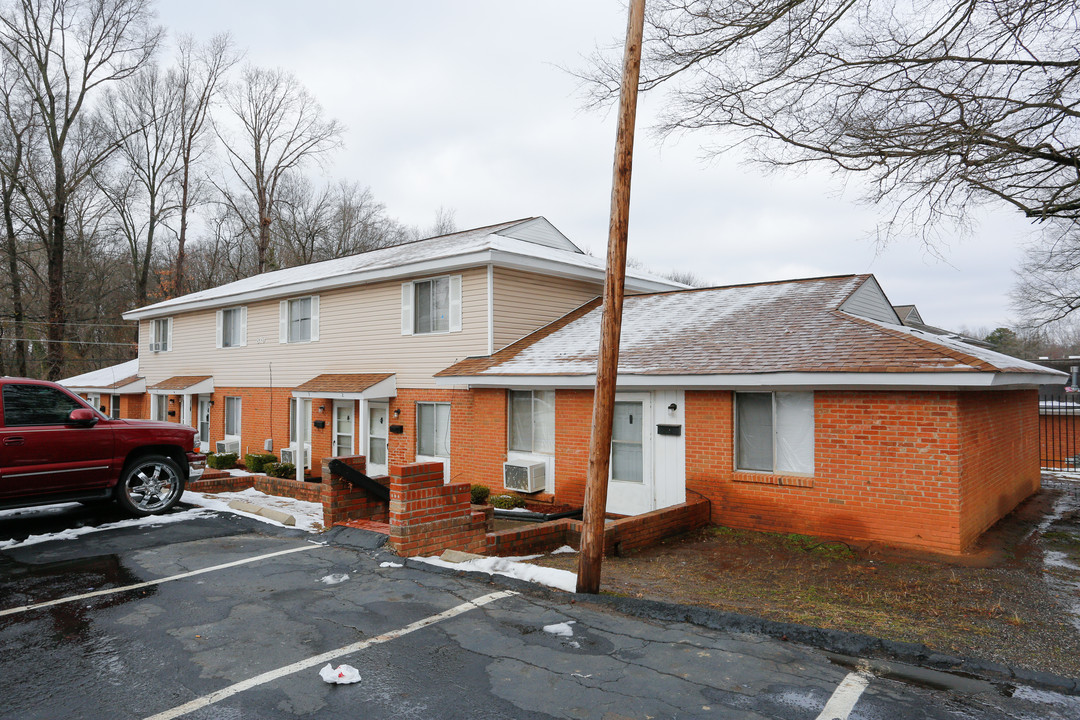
[[1, 337, 136, 346]]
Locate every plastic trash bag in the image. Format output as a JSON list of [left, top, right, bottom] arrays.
[[319, 663, 362, 684]]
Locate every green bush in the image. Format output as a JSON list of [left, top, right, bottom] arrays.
[[490, 494, 526, 510], [470, 484, 491, 505], [207, 452, 238, 470], [244, 453, 279, 473], [266, 462, 296, 479]]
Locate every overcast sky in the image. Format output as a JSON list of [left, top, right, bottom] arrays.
[[155, 0, 1040, 333]]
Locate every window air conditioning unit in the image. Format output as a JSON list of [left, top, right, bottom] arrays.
[[215, 440, 239, 454], [503, 460, 546, 493], [281, 447, 310, 466]]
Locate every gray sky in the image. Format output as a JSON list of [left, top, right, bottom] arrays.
[[155, 0, 1039, 333]]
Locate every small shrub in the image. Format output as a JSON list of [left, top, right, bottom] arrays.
[[470, 484, 491, 505], [244, 453, 278, 474], [266, 462, 297, 479], [207, 452, 238, 470], [490, 494, 525, 510]]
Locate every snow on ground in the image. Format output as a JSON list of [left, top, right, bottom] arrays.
[[543, 621, 576, 637], [551, 545, 577, 554], [412, 554, 578, 593], [0, 507, 216, 550], [181, 488, 324, 532]]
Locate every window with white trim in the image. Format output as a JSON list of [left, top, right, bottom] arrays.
[[224, 396, 242, 440], [508, 390, 555, 454], [217, 306, 247, 348], [401, 275, 461, 335], [149, 317, 172, 352], [416, 402, 451, 458], [152, 394, 167, 422], [735, 391, 814, 474], [110, 394, 120, 419], [279, 296, 319, 344]]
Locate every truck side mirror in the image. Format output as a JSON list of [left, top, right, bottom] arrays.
[[68, 408, 99, 427]]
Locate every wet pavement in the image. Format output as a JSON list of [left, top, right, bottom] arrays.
[[1, 504, 1079, 719]]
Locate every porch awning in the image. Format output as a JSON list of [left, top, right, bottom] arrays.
[[148, 375, 214, 395], [292, 373, 396, 400]]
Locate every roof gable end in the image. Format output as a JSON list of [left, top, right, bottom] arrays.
[[496, 217, 582, 254], [839, 276, 901, 324]]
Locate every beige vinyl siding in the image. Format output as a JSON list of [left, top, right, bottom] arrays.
[[492, 267, 601, 350], [138, 268, 490, 389]]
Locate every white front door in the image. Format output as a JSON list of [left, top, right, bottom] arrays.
[[332, 400, 355, 457], [197, 396, 211, 453], [367, 402, 389, 476], [606, 393, 654, 516]]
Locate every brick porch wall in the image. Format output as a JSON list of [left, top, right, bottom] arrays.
[[387, 462, 487, 557], [320, 455, 390, 527]]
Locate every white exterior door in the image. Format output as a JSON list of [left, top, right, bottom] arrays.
[[332, 400, 354, 457], [197, 396, 211, 453], [367, 402, 389, 476], [606, 393, 654, 516]]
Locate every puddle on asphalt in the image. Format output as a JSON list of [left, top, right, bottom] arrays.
[[0, 553, 156, 641]]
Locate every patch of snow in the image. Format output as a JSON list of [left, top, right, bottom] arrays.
[[379, 561, 403, 568], [412, 555, 577, 593], [497, 506, 531, 513], [1011, 685, 1080, 709], [181, 488, 324, 532], [551, 545, 577, 555], [543, 621, 576, 637], [319, 573, 349, 585], [0, 507, 215, 550], [0, 503, 81, 519]]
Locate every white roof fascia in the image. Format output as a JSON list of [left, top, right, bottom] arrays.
[[123, 249, 680, 321], [291, 376, 397, 401], [65, 379, 146, 395], [435, 371, 1062, 391]]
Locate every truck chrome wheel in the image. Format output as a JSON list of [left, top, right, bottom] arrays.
[[118, 455, 184, 515]]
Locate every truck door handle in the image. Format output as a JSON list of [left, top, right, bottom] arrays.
[[3, 436, 25, 446]]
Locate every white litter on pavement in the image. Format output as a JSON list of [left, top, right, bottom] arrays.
[[320, 573, 349, 585], [413, 554, 577, 593], [181, 488, 324, 532], [543, 621, 576, 637], [319, 663, 362, 684], [379, 562, 403, 568], [0, 507, 216, 550]]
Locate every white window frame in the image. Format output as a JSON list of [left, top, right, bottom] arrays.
[[110, 394, 120, 419], [151, 394, 168, 422], [735, 391, 815, 475], [507, 390, 555, 455], [149, 317, 172, 353], [279, 295, 320, 344], [401, 275, 462, 335], [216, 306, 248, 349], [416, 401, 452, 459], [224, 396, 242, 443]]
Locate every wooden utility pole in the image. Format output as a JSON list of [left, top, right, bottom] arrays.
[[577, 0, 647, 595]]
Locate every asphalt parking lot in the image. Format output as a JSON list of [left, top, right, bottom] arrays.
[[2, 504, 1079, 719]]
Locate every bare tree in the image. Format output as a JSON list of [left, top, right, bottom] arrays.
[[172, 33, 237, 296], [586, 1, 1080, 239], [217, 65, 344, 274], [0, 0, 160, 378], [97, 65, 183, 305]]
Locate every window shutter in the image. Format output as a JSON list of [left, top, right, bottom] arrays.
[[279, 301, 288, 343], [166, 318, 173, 351], [401, 282, 414, 335], [215, 310, 223, 348], [148, 319, 156, 350], [239, 306, 248, 347], [449, 275, 462, 332], [310, 296, 320, 342]]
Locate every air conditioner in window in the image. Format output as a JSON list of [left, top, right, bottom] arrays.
[[215, 440, 239, 454], [281, 446, 310, 466], [503, 460, 546, 493]]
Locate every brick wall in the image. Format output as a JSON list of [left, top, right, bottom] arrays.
[[957, 390, 1040, 548], [678, 389, 1039, 554], [387, 462, 487, 557], [319, 455, 389, 527]]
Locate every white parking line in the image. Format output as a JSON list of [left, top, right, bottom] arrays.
[[815, 671, 871, 720], [144, 589, 518, 720], [0, 543, 324, 618]]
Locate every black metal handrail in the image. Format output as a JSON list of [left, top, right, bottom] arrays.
[[327, 458, 390, 502]]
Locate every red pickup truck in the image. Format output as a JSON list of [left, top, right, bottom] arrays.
[[0, 377, 206, 516]]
